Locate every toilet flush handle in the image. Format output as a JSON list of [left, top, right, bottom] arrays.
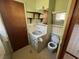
[[38, 38, 43, 43]]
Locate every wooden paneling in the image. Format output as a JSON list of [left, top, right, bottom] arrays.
[[64, 53, 75, 59]]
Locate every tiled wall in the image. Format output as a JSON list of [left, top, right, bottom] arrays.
[[27, 24, 64, 38], [52, 25, 64, 37], [64, 53, 75, 59]]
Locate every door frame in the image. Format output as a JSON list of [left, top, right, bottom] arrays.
[[58, 0, 77, 59]]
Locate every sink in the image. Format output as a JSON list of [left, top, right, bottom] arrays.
[[32, 31, 42, 35]]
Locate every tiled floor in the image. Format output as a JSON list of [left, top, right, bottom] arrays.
[[64, 53, 75, 59], [66, 25, 79, 58], [12, 45, 56, 59]]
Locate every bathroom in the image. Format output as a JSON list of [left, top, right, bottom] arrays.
[[25, 0, 69, 58], [0, 0, 72, 59]]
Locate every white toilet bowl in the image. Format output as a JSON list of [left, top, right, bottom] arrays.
[[48, 42, 57, 52], [48, 34, 59, 53]]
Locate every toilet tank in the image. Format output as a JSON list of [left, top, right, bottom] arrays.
[[51, 34, 59, 44]]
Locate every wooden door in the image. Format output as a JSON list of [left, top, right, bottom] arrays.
[[0, 0, 28, 51], [58, 0, 79, 59]]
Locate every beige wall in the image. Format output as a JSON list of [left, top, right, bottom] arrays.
[[55, 0, 69, 11], [36, 0, 49, 10], [24, 0, 36, 11], [35, 0, 68, 11], [24, 0, 68, 12], [24, 0, 49, 11]]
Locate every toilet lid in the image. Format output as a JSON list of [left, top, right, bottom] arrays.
[[51, 34, 59, 44]]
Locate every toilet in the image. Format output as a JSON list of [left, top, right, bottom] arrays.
[[48, 34, 59, 53]]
